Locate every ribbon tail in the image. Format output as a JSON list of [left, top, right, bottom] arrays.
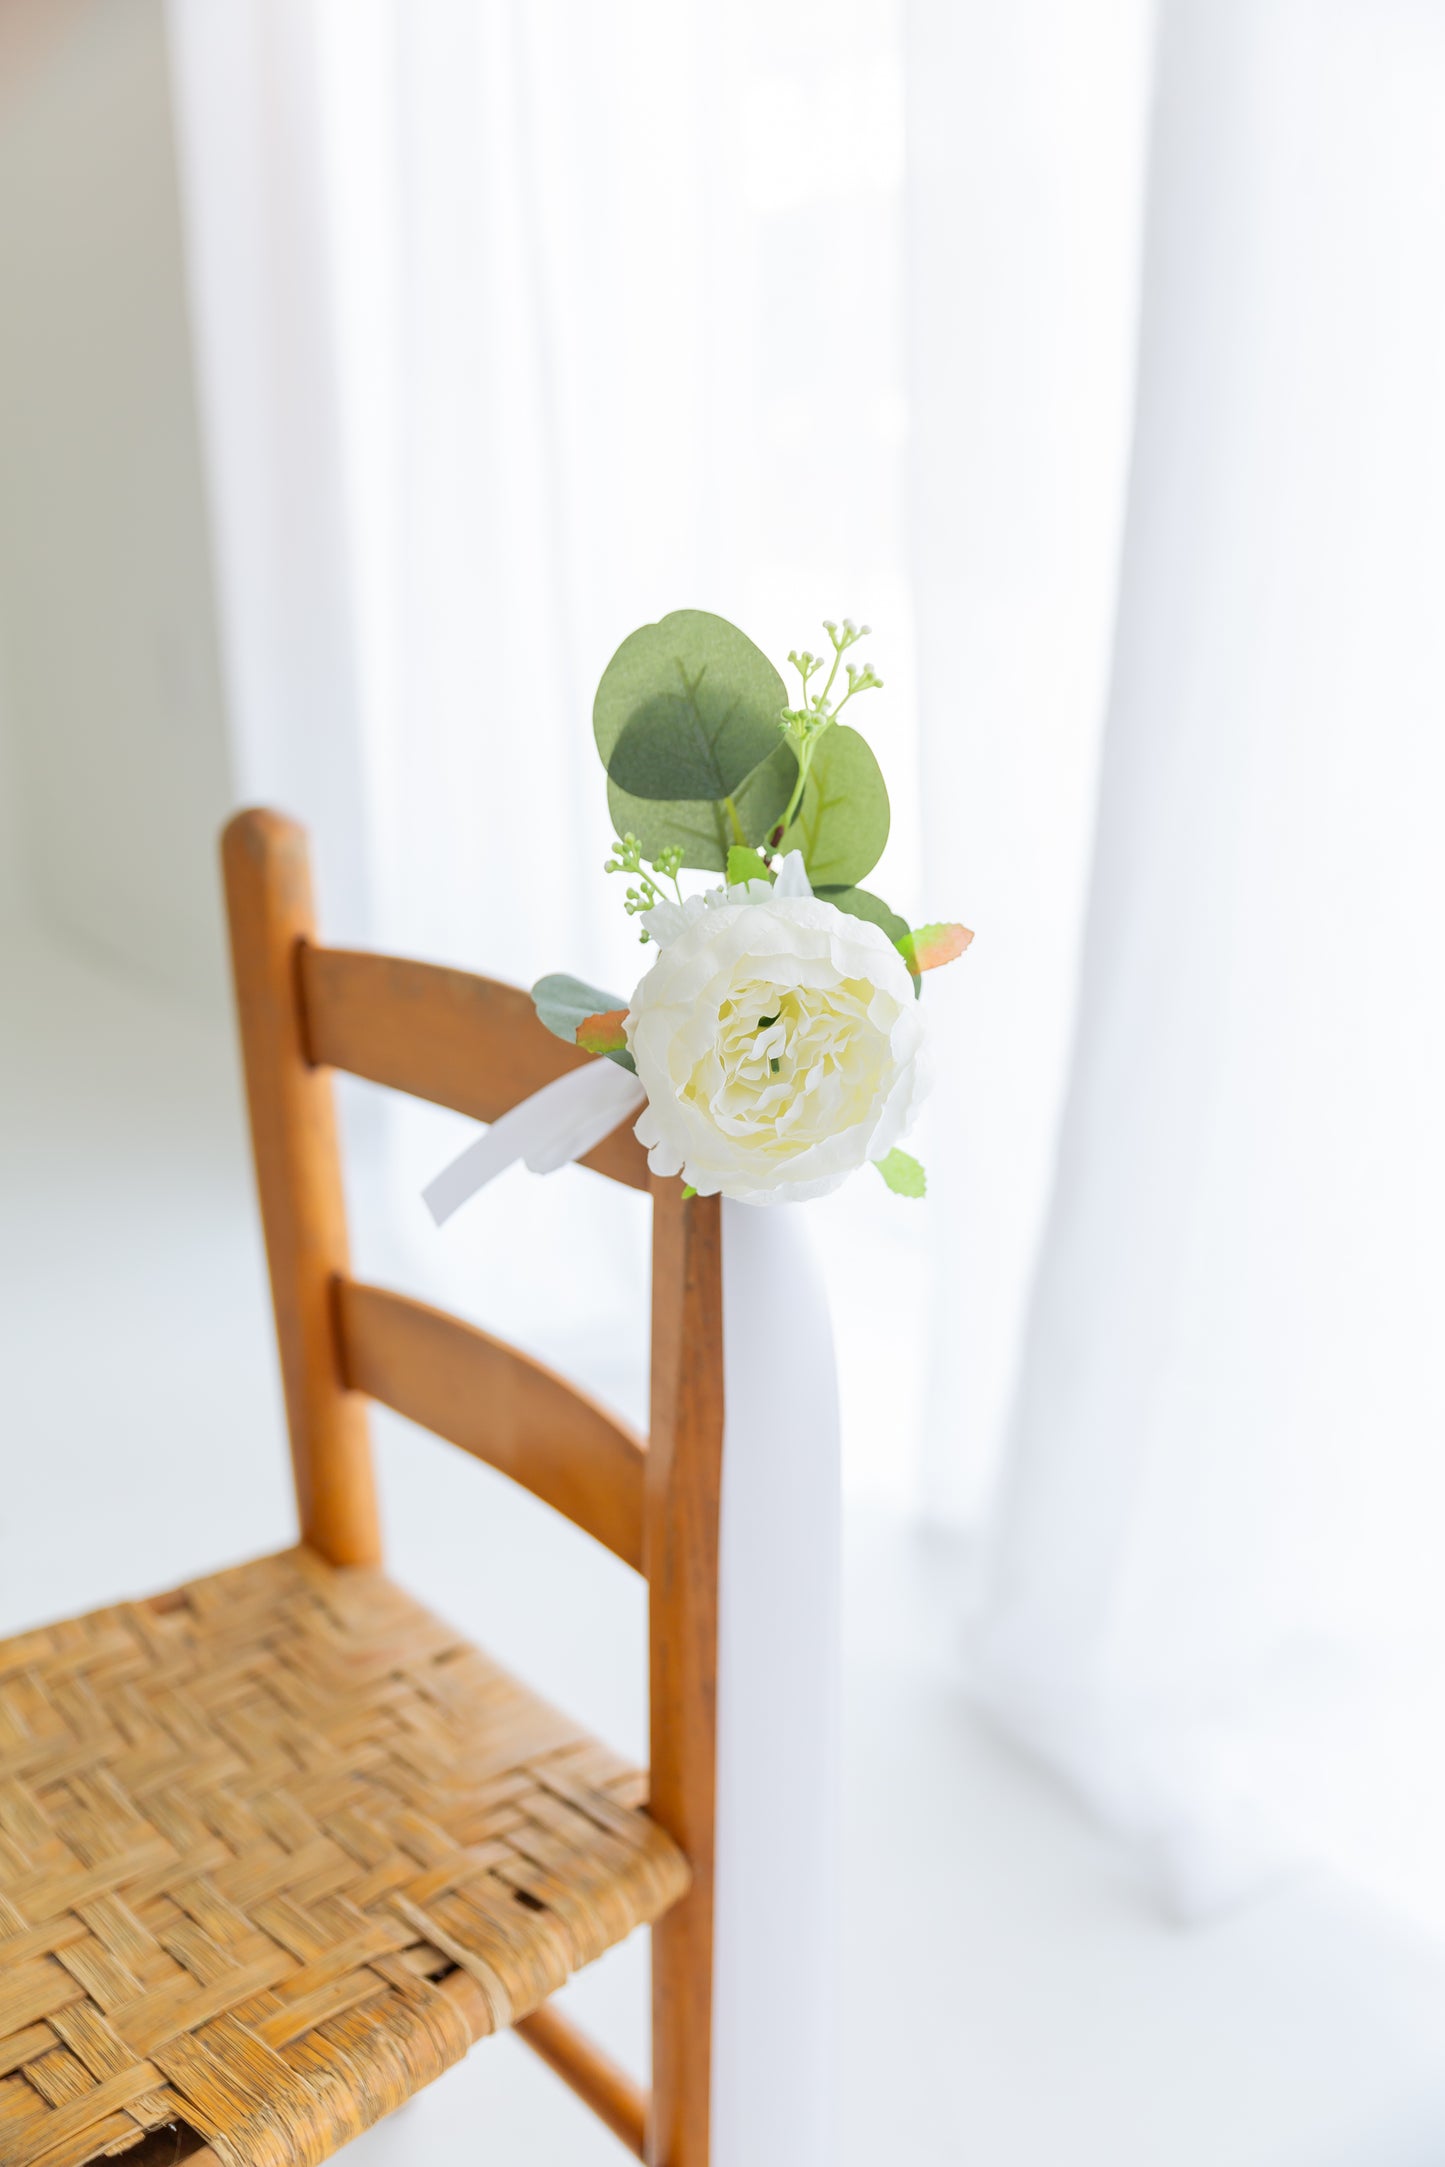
[[422, 1059, 647, 1226]]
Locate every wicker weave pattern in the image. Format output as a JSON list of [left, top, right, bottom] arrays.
[[0, 1549, 686, 2167]]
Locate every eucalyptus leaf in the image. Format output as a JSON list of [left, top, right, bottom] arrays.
[[779, 725, 890, 888], [605, 782, 730, 872], [608, 695, 767, 802], [731, 739, 799, 848], [530, 974, 637, 1072], [595, 610, 789, 801], [607, 738, 797, 873]]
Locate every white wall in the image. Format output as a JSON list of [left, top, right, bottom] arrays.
[[0, 0, 233, 1005]]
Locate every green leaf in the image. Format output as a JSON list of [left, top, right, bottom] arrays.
[[608, 698, 754, 801], [595, 609, 789, 799], [779, 725, 890, 887], [731, 740, 799, 848], [902, 922, 974, 973], [817, 884, 909, 945], [531, 974, 637, 1072], [605, 784, 727, 870], [681, 1184, 698, 1200], [576, 1008, 629, 1055], [727, 845, 773, 888], [875, 1148, 926, 1198], [607, 738, 797, 873]]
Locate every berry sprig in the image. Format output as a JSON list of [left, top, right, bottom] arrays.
[[604, 833, 685, 940]]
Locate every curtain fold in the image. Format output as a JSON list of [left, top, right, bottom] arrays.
[[974, 0, 1445, 1916], [906, 0, 1155, 1520], [167, 0, 376, 944]]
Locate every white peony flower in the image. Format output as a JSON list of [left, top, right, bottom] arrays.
[[626, 854, 929, 1204]]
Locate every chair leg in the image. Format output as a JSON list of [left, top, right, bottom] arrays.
[[648, 1894, 712, 2166], [645, 1185, 723, 2166]]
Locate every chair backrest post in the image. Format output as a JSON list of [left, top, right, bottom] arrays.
[[644, 1176, 724, 2165], [222, 809, 382, 1567]]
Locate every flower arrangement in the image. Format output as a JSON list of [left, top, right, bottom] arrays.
[[529, 609, 971, 1207]]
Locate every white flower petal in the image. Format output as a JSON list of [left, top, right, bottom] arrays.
[[772, 850, 814, 899], [624, 888, 928, 1203]]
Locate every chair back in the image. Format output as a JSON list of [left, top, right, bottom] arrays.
[[221, 808, 720, 2161]]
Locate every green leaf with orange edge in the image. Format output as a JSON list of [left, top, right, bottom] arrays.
[[576, 1008, 629, 1056], [530, 973, 637, 1073], [898, 922, 974, 975]]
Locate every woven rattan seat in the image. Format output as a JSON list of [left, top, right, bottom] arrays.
[[0, 1548, 687, 2167], [5, 812, 727, 2161]]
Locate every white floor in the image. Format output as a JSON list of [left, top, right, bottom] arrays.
[[6, 921, 1445, 2166]]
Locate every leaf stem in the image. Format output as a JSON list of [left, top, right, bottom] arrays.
[[776, 740, 815, 839]]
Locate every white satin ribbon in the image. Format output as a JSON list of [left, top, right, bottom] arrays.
[[423, 1072, 842, 2161], [421, 1058, 645, 1224], [715, 1198, 840, 2167]]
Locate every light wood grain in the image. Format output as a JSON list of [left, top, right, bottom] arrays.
[[299, 945, 650, 1190], [645, 1181, 725, 2167], [514, 2003, 648, 2158], [335, 1279, 647, 1572], [221, 810, 381, 1567]]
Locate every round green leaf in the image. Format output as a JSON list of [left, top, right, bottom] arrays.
[[732, 741, 799, 849], [595, 610, 789, 801], [606, 782, 730, 872], [780, 726, 890, 887], [607, 738, 797, 874]]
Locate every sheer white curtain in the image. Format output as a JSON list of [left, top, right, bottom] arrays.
[[974, 0, 1445, 1918], [907, 0, 1154, 1519], [170, 0, 1445, 1924], [171, 0, 939, 1476]]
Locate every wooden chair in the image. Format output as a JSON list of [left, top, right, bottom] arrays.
[[0, 809, 723, 2167]]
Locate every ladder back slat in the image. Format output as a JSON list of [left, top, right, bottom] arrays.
[[299, 946, 650, 1190], [335, 1280, 647, 1572]]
